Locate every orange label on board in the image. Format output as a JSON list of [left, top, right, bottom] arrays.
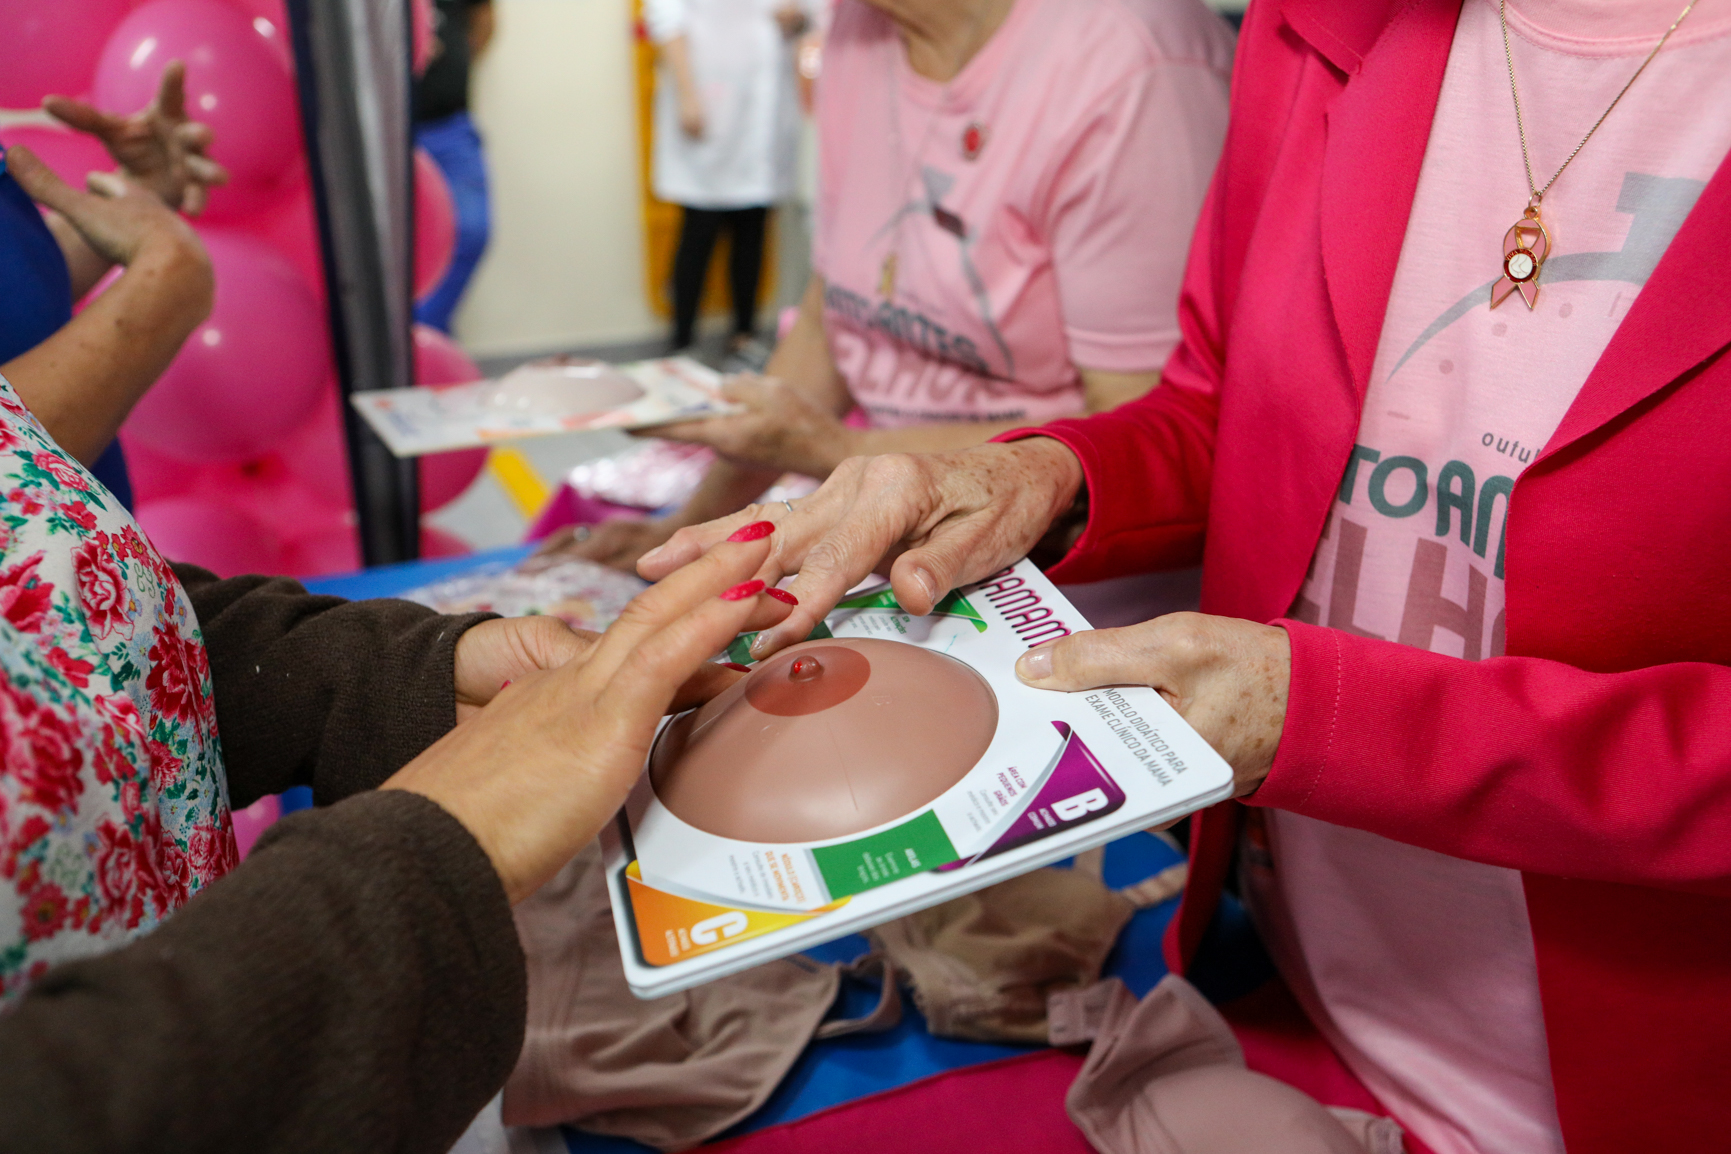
[[625, 861, 850, 966]]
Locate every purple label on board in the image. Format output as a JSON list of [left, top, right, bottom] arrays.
[[942, 722, 1127, 869]]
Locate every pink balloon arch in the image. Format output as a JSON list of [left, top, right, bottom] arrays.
[[124, 229, 330, 462], [70, 0, 484, 578], [94, 0, 301, 222], [0, 0, 134, 110], [134, 494, 284, 579]]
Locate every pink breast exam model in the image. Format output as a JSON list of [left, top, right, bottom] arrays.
[[649, 638, 999, 843]]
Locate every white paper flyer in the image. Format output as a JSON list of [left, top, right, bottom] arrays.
[[604, 560, 1233, 998]]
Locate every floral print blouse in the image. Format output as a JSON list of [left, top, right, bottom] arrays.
[[0, 375, 234, 999]]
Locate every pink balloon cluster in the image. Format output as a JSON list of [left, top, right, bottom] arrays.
[[0, 0, 470, 579]]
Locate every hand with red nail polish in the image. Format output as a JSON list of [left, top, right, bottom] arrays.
[[641, 439, 1086, 662], [727, 520, 776, 542], [385, 532, 780, 903], [719, 579, 767, 601]]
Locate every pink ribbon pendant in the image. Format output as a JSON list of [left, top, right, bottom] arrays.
[[1491, 210, 1551, 310]]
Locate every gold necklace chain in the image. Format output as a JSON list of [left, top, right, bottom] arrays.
[[1499, 0, 1696, 209], [1490, 0, 1695, 310]]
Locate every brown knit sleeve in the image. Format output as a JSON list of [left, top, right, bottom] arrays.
[[0, 790, 526, 1154], [173, 564, 497, 810]]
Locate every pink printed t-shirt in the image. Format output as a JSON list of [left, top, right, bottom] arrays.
[[1243, 3, 1731, 1153], [811, 0, 1232, 428]]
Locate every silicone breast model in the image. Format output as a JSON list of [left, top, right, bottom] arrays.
[[489, 360, 645, 416], [648, 638, 999, 843]]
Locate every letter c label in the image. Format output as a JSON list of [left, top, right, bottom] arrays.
[[691, 911, 749, 945]]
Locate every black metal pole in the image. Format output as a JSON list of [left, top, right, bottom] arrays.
[[285, 0, 421, 565]]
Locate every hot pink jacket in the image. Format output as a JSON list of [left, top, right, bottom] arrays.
[[1018, 0, 1731, 1148]]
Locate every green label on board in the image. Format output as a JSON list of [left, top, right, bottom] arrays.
[[836, 586, 988, 632], [811, 810, 959, 898]]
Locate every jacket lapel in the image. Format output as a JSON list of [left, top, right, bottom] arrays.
[[1540, 153, 1731, 461], [1307, 0, 1464, 399]]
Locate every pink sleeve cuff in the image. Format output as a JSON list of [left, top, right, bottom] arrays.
[[991, 385, 1214, 585], [990, 422, 1149, 586], [1066, 327, 1181, 375], [1251, 620, 1344, 814]]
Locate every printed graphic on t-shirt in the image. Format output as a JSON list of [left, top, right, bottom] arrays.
[[1293, 170, 1705, 662], [1294, 443, 1514, 659], [827, 162, 1031, 426], [1388, 171, 1705, 381]]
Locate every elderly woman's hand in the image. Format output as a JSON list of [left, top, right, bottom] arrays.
[[654, 374, 858, 479], [383, 529, 793, 903], [1016, 613, 1291, 796], [44, 61, 229, 216], [638, 436, 1085, 660]]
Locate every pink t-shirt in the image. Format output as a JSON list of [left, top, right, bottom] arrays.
[[1244, 3, 1731, 1153], [812, 0, 1232, 428]]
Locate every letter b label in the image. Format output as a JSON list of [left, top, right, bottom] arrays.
[[1052, 789, 1109, 822]]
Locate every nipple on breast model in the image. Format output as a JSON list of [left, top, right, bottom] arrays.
[[648, 638, 999, 844]]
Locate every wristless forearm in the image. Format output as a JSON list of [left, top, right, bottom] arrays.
[[4, 235, 212, 464], [1004, 436, 1089, 568], [45, 211, 117, 301]]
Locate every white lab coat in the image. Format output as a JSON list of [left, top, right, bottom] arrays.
[[644, 0, 809, 207]]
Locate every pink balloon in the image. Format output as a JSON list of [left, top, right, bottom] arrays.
[[411, 0, 436, 77], [414, 148, 456, 301], [282, 519, 361, 577], [412, 325, 488, 511], [201, 155, 302, 226], [135, 494, 284, 577], [420, 525, 472, 559], [412, 323, 483, 386], [246, 180, 325, 300], [421, 447, 488, 511], [275, 387, 351, 507], [204, 455, 343, 538], [118, 432, 207, 502], [0, 0, 135, 110], [94, 0, 299, 213], [219, 0, 295, 71], [124, 228, 331, 463], [0, 125, 113, 191]]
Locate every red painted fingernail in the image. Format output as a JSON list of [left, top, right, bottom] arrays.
[[721, 662, 753, 672], [764, 587, 798, 606], [719, 580, 766, 601], [500, 680, 513, 690], [727, 520, 776, 542]]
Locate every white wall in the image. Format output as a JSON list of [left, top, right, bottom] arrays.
[[456, 0, 661, 356]]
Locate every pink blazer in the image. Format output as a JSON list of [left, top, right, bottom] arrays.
[[1024, 0, 1731, 1148]]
